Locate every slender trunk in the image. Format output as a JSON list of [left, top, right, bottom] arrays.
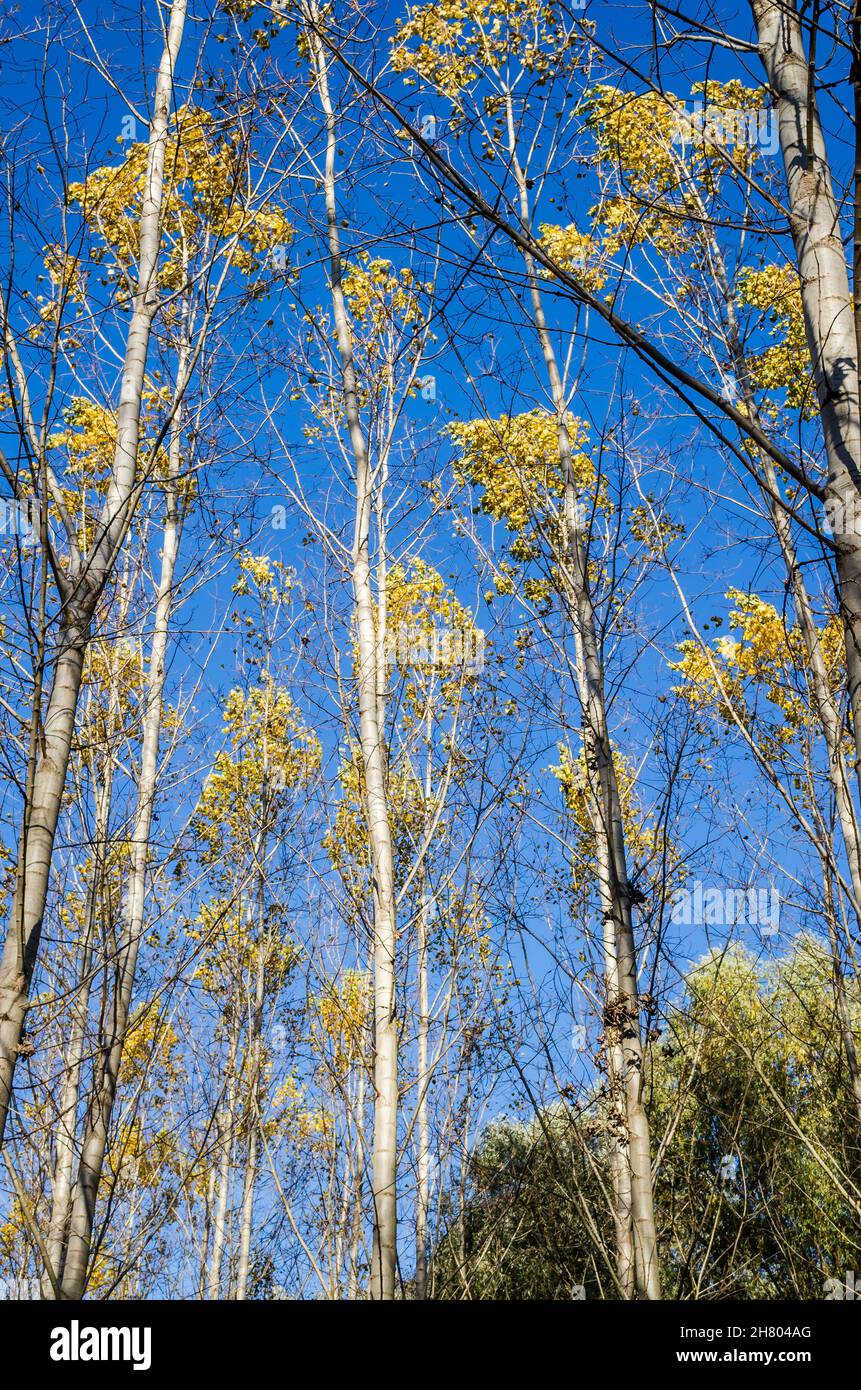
[[346, 1060, 366, 1300], [41, 727, 116, 1297], [59, 358, 185, 1299], [199, 1163, 218, 1298], [208, 1020, 240, 1300], [304, 2, 399, 1299], [0, 0, 187, 1148], [824, 860, 861, 1136], [0, 616, 89, 1147], [414, 734, 432, 1299], [503, 98, 660, 1298], [599, 884, 636, 1298], [235, 1125, 259, 1302], [236, 855, 268, 1302], [752, 0, 861, 788], [852, 0, 861, 430], [415, 892, 430, 1299]]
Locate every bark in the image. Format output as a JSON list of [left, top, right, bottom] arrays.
[[752, 0, 861, 786], [236, 853, 268, 1301], [41, 698, 116, 1298], [0, 0, 187, 1148], [234, 1100, 260, 1300], [0, 615, 89, 1147], [822, 847, 861, 1138], [504, 99, 660, 1299], [304, 0, 399, 1299], [346, 1060, 366, 1299], [414, 731, 432, 1300], [58, 358, 185, 1299], [208, 1020, 239, 1300]]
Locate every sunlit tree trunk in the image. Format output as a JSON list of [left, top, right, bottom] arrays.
[[236, 842, 269, 1301], [752, 0, 861, 788], [503, 97, 660, 1299], [346, 1056, 367, 1300], [58, 350, 186, 1299], [0, 0, 188, 1149], [208, 1019, 240, 1300], [41, 684, 118, 1297], [304, 1, 399, 1299], [415, 724, 432, 1300]]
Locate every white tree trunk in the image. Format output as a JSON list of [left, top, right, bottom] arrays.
[[752, 0, 861, 784], [41, 734, 114, 1297], [304, 1, 400, 1299], [0, 0, 187, 1149], [59, 376, 185, 1298], [236, 862, 268, 1302], [414, 737, 432, 1299], [503, 104, 660, 1297], [208, 1022, 239, 1300]]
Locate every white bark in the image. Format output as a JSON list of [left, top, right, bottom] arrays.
[[0, 0, 187, 1148], [304, 1, 400, 1299], [208, 1021, 239, 1300], [752, 0, 861, 784], [503, 101, 660, 1298], [41, 726, 113, 1297], [236, 859, 269, 1301], [59, 353, 185, 1298], [414, 731, 432, 1300]]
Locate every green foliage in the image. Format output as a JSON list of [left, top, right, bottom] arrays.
[[433, 938, 861, 1299]]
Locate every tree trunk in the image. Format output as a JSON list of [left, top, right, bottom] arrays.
[[304, 0, 399, 1299], [59, 363, 185, 1299], [236, 856, 268, 1302], [503, 98, 660, 1298], [752, 0, 861, 786], [0, 0, 187, 1149], [0, 615, 89, 1147], [414, 737, 432, 1299], [41, 701, 117, 1297], [207, 1021, 239, 1300]]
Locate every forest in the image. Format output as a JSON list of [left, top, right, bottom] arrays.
[[0, 0, 860, 1307]]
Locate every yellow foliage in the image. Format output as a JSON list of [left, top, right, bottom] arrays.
[[188, 898, 300, 995], [343, 253, 425, 341], [451, 409, 601, 565], [69, 105, 292, 292], [119, 1008, 181, 1091], [737, 264, 815, 417], [392, 0, 579, 99], [584, 82, 772, 257], [194, 678, 321, 863], [109, 1120, 180, 1189], [670, 589, 845, 755], [384, 559, 484, 715], [310, 970, 371, 1079], [538, 222, 606, 291], [231, 550, 293, 605]]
